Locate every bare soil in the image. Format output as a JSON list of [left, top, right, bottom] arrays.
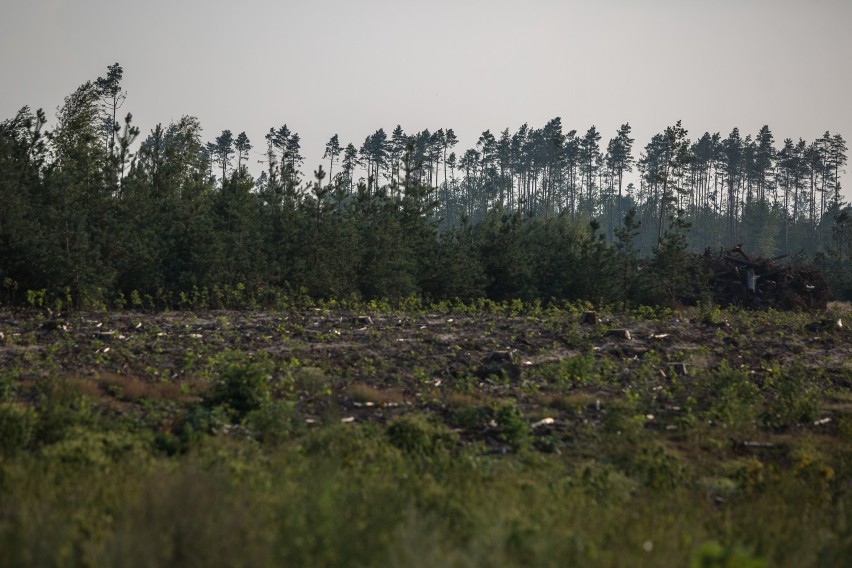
[[3, 305, 850, 452]]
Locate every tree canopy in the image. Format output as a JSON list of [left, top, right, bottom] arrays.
[[1, 64, 849, 309]]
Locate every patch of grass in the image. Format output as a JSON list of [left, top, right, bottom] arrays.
[[540, 391, 598, 414], [346, 382, 406, 405], [96, 373, 192, 403]]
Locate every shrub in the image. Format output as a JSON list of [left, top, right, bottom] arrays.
[[205, 352, 273, 420], [0, 403, 36, 456], [494, 401, 530, 451], [700, 363, 759, 428], [690, 540, 765, 568], [386, 414, 457, 457], [761, 366, 820, 428], [245, 400, 304, 446], [39, 427, 151, 469], [33, 377, 95, 445]]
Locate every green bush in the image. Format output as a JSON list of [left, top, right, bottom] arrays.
[[245, 400, 304, 446], [180, 404, 230, 444], [701, 363, 760, 428], [39, 428, 151, 469], [494, 401, 530, 451], [33, 377, 95, 445], [0, 403, 36, 456], [690, 540, 765, 568], [386, 414, 458, 457], [205, 351, 273, 419], [761, 366, 820, 428]]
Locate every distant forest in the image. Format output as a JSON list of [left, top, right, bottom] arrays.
[[1, 64, 850, 309]]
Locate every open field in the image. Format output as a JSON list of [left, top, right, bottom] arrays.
[[1, 302, 851, 566]]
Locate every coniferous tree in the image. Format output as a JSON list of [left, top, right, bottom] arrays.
[[213, 130, 234, 184], [0, 106, 49, 301], [578, 126, 601, 217], [605, 123, 635, 238], [323, 134, 341, 181], [234, 132, 252, 174], [341, 142, 359, 192], [45, 79, 115, 306], [95, 63, 126, 155], [721, 128, 744, 246]]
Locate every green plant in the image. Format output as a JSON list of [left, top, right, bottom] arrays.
[[33, 378, 96, 445], [386, 414, 457, 457], [690, 540, 765, 568], [494, 400, 530, 450], [245, 400, 303, 446], [701, 363, 760, 428], [205, 351, 273, 419], [0, 403, 36, 456], [761, 365, 820, 428], [26, 289, 46, 309]]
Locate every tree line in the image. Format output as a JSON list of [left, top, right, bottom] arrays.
[[1, 64, 849, 309]]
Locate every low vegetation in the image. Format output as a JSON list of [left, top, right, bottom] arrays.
[[1, 301, 850, 566]]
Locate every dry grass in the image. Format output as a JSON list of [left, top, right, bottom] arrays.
[[346, 383, 406, 405], [95, 373, 202, 403], [442, 391, 497, 409], [827, 301, 852, 316], [539, 391, 599, 412]]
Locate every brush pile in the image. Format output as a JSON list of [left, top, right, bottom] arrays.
[[702, 245, 829, 310]]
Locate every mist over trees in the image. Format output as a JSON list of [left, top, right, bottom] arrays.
[[1, 64, 850, 309]]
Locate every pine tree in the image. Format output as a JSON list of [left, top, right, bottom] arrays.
[[323, 134, 341, 181], [605, 123, 635, 238], [95, 63, 126, 155], [213, 130, 234, 183], [578, 126, 601, 217], [234, 132, 252, 174]]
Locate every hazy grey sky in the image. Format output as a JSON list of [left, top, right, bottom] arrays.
[[2, 0, 850, 196]]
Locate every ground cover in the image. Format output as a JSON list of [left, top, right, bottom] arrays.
[[0, 302, 850, 566]]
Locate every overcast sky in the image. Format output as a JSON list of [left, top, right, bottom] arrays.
[[1, 0, 850, 197]]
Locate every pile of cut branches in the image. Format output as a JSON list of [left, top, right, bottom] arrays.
[[701, 245, 829, 310]]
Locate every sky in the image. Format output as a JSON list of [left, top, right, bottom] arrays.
[[1, 0, 850, 198]]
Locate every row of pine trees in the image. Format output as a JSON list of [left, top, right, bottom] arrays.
[[1, 64, 850, 309]]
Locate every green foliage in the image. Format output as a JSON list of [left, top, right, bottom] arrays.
[[1, 66, 851, 307], [386, 414, 458, 457], [620, 442, 689, 491], [204, 351, 273, 420], [0, 403, 36, 456], [690, 541, 765, 568], [494, 400, 530, 450], [761, 365, 820, 427], [649, 210, 709, 306], [39, 427, 151, 470], [699, 363, 760, 428], [33, 377, 96, 445], [245, 400, 303, 446]]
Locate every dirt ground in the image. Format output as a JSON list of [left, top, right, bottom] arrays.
[[2, 303, 850, 452]]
